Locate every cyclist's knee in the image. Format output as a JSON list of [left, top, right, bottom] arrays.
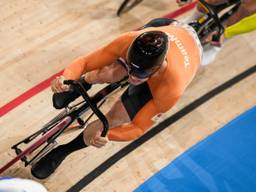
[[106, 99, 130, 127]]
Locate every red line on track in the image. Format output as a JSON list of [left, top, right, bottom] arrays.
[[0, 2, 197, 117], [163, 1, 197, 18], [0, 71, 63, 117]]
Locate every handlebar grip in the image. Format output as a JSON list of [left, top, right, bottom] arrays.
[[63, 80, 75, 85], [63, 79, 92, 90]]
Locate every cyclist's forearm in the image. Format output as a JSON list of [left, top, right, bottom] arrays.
[[84, 63, 127, 84], [108, 123, 146, 141], [108, 100, 159, 141], [83, 71, 101, 84], [63, 56, 87, 80]]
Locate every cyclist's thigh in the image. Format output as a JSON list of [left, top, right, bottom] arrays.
[[121, 82, 153, 120], [105, 99, 131, 128]]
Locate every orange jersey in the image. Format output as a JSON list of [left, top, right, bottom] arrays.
[[63, 22, 202, 141]]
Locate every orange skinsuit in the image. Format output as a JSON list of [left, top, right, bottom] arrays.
[[63, 23, 202, 141]]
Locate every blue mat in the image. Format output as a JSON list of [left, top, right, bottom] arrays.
[[134, 106, 256, 192]]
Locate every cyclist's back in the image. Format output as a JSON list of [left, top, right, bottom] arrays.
[[137, 23, 202, 111]]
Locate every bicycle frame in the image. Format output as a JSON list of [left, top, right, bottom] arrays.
[[0, 117, 72, 174], [189, 0, 241, 42], [0, 79, 128, 174]]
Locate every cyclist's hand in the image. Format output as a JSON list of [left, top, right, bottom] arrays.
[[176, 0, 192, 7], [51, 75, 70, 93], [204, 31, 225, 47], [84, 125, 108, 148]]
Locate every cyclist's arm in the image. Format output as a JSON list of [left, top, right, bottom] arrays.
[[63, 32, 134, 80], [108, 96, 180, 141]]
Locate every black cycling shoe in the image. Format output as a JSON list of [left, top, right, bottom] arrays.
[[31, 146, 67, 179]]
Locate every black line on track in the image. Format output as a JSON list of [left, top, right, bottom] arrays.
[[67, 65, 256, 192]]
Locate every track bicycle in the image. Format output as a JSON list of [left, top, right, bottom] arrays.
[[0, 0, 241, 175]]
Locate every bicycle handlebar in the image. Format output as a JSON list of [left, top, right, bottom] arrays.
[[198, 0, 224, 41], [63, 80, 109, 137]]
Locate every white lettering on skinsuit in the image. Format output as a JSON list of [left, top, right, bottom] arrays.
[[169, 34, 190, 68]]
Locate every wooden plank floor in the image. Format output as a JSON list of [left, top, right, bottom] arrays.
[[0, 0, 255, 191]]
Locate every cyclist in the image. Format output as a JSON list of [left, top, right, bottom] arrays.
[[178, 0, 256, 65], [31, 18, 202, 179]]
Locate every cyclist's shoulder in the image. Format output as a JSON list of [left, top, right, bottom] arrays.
[[149, 66, 185, 92]]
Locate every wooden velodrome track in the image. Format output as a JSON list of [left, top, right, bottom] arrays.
[[0, 0, 255, 191]]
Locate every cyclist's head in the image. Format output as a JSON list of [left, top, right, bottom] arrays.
[[127, 31, 169, 79]]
